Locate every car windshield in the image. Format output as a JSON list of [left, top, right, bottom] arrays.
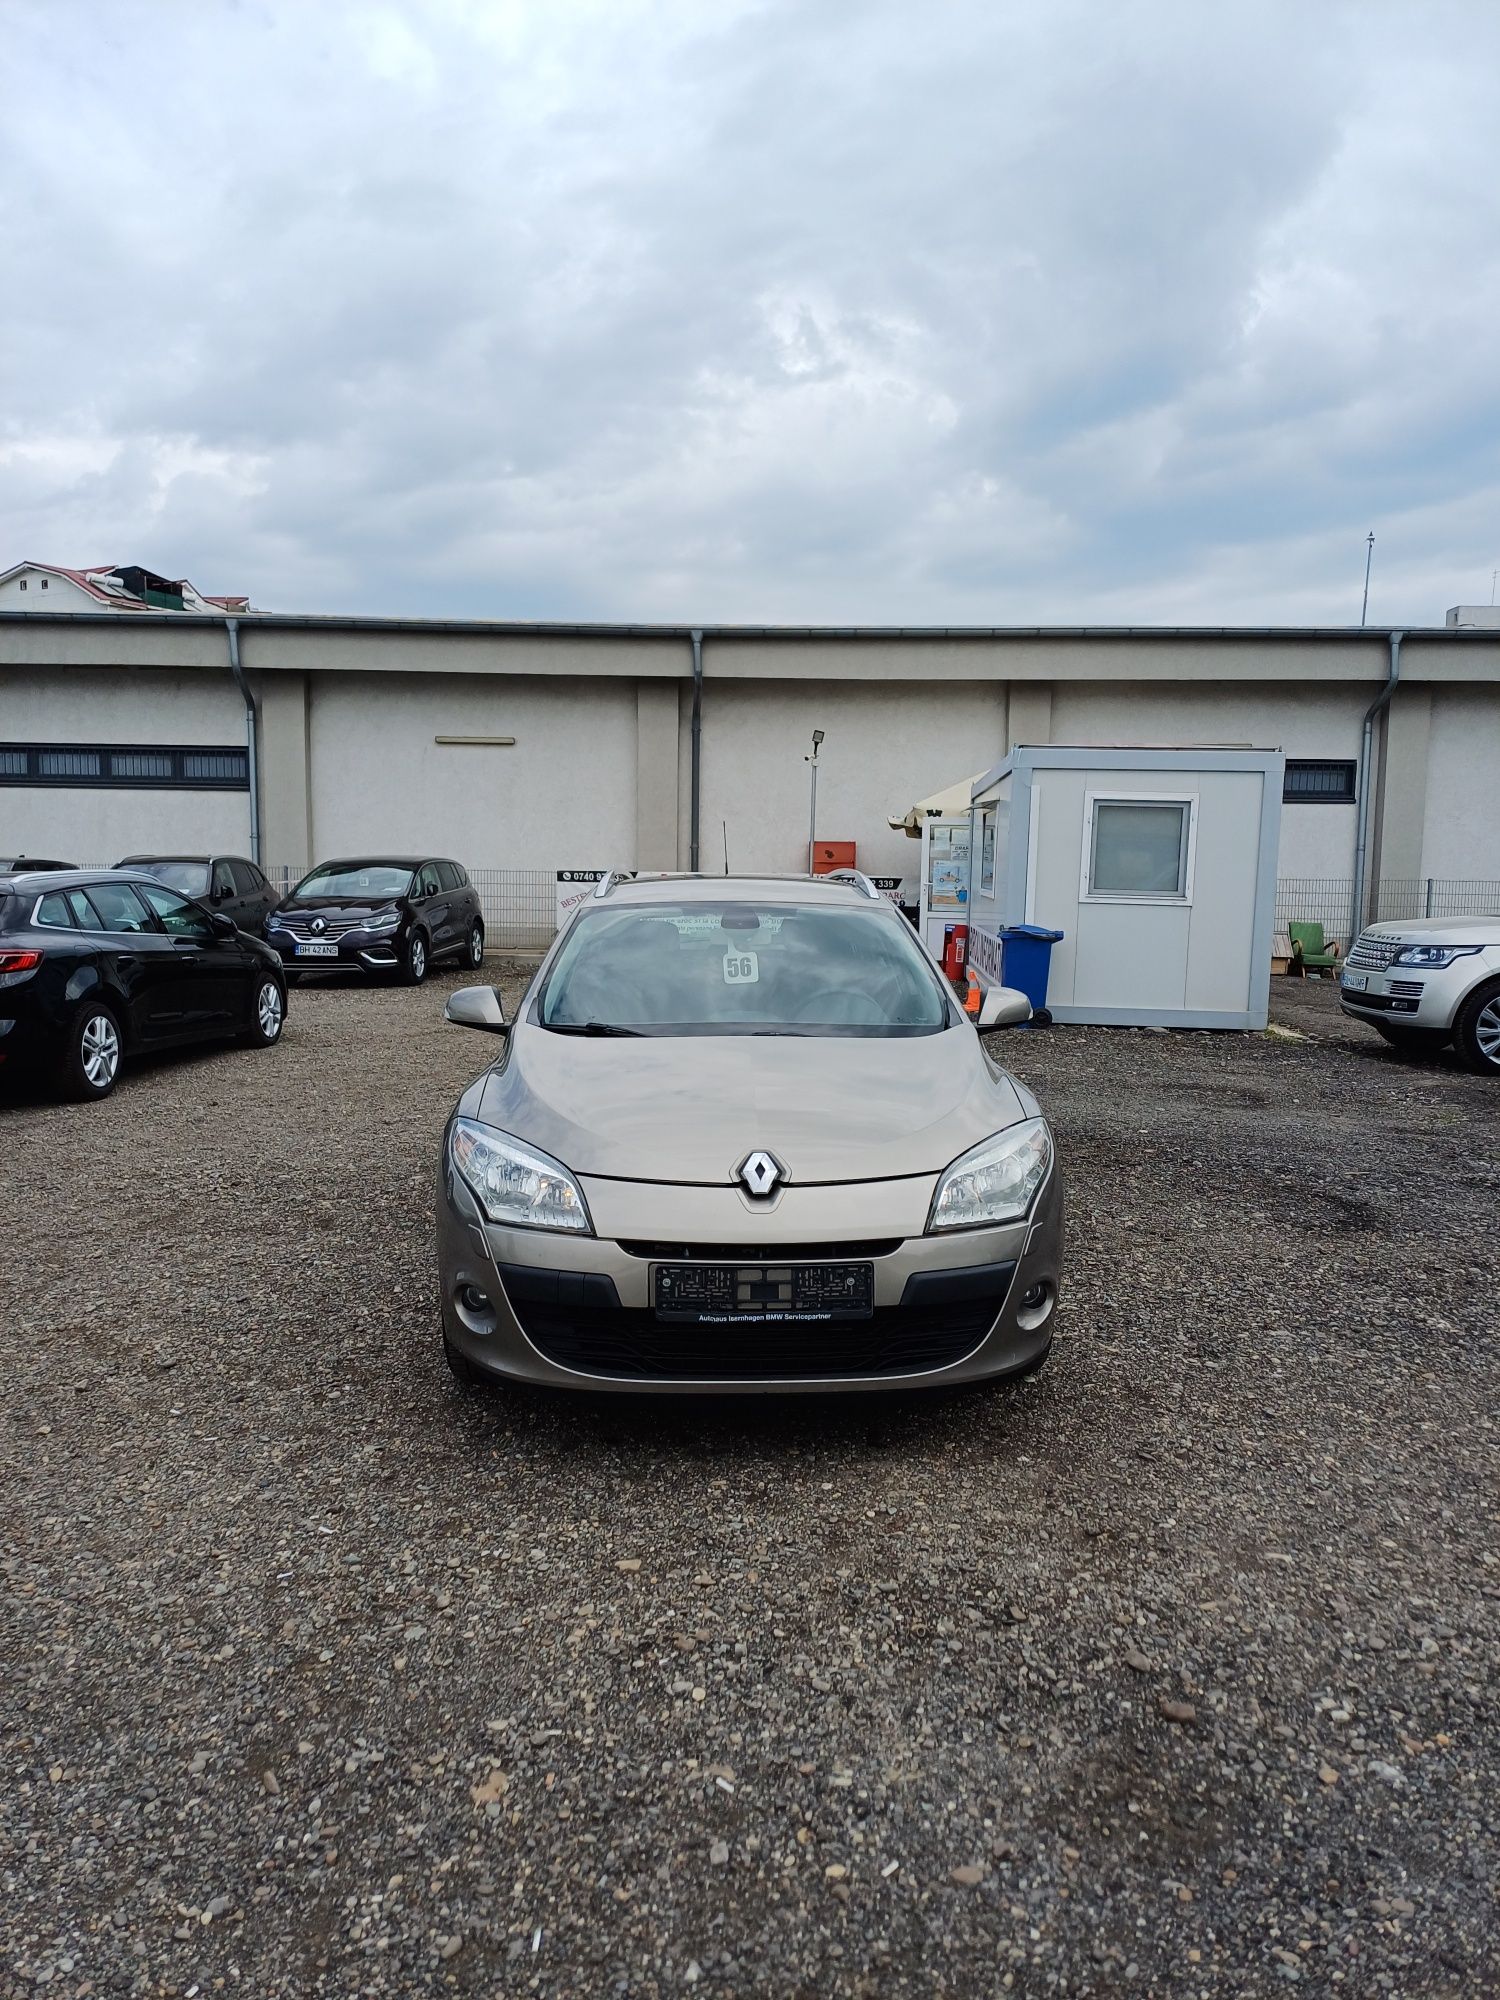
[[293, 864, 413, 900], [538, 901, 951, 1037], [129, 860, 209, 896]]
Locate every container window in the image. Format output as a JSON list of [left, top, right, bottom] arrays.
[[1087, 798, 1194, 900]]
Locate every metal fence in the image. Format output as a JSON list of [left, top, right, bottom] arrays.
[[265, 864, 557, 951], [1276, 877, 1500, 940]]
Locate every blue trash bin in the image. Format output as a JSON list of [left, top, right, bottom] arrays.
[[998, 923, 1064, 1022]]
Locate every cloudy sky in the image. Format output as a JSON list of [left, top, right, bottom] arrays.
[[4, 0, 1499, 624]]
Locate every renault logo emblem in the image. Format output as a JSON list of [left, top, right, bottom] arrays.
[[311, 916, 326, 934], [737, 1150, 784, 1198]]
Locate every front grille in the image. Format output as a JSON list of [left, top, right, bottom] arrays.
[[512, 1278, 1014, 1381], [280, 917, 363, 941], [1345, 931, 1402, 972], [618, 1238, 902, 1261]]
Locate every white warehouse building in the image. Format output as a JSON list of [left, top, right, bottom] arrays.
[[2, 605, 1498, 945]]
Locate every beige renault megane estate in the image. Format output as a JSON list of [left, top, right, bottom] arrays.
[[436, 871, 1062, 1394]]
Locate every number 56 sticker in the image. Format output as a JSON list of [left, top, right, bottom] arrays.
[[723, 950, 759, 984]]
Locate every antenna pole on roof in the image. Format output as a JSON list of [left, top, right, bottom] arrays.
[[722, 821, 729, 874], [1359, 531, 1374, 627]]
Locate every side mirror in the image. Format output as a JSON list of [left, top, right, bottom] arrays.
[[976, 985, 1032, 1030], [445, 985, 508, 1033], [209, 910, 236, 938]]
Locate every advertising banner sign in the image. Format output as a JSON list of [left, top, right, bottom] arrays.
[[555, 870, 607, 928], [968, 924, 1004, 988]]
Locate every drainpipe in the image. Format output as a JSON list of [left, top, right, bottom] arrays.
[[225, 617, 262, 866], [1350, 628, 1402, 943], [688, 628, 703, 872]]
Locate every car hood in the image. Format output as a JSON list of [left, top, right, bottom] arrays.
[[1362, 917, 1500, 944], [476, 1025, 1028, 1184], [278, 898, 399, 919]]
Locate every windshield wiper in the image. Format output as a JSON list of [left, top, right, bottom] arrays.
[[544, 1020, 646, 1036]]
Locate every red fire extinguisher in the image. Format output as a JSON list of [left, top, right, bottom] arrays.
[[941, 923, 969, 980]]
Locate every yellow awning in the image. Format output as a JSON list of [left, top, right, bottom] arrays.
[[887, 772, 985, 836]]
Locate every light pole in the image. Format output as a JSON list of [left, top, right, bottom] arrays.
[[1359, 531, 1374, 626], [806, 729, 824, 873]]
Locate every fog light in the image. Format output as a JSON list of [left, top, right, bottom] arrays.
[[1015, 1280, 1055, 1332], [453, 1281, 497, 1337]]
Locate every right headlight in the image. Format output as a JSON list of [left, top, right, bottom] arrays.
[[927, 1117, 1052, 1232], [448, 1117, 593, 1233]]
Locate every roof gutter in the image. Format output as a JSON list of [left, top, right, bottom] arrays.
[[688, 628, 703, 871], [1350, 629, 1402, 943], [225, 617, 262, 866]]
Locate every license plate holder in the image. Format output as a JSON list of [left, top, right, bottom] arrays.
[[295, 941, 340, 958], [1340, 970, 1368, 991], [653, 1262, 875, 1324]]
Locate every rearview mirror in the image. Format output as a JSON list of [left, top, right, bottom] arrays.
[[976, 985, 1032, 1030], [445, 985, 508, 1033]]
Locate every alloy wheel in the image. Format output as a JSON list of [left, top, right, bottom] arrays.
[[81, 1013, 120, 1089], [258, 981, 284, 1039], [411, 937, 426, 980], [470, 925, 484, 966], [1477, 997, 1500, 1065]]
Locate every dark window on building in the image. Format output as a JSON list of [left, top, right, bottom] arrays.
[[0, 743, 249, 790], [181, 750, 246, 783], [1284, 759, 1356, 804], [110, 749, 174, 781]]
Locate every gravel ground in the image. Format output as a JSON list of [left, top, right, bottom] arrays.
[[3, 965, 1498, 1997]]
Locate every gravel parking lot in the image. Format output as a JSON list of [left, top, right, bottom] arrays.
[[4, 967, 1498, 1996]]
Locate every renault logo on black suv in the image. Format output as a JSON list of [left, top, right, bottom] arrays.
[[737, 1149, 784, 1198]]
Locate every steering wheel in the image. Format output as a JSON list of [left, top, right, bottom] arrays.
[[789, 985, 889, 1026]]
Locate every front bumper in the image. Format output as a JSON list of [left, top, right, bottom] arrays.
[[436, 1161, 1063, 1394], [1338, 964, 1465, 1033], [268, 932, 403, 973]]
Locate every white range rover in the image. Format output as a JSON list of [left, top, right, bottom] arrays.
[[1340, 918, 1500, 1073]]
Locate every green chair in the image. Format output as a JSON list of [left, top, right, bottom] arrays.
[[1287, 920, 1341, 975]]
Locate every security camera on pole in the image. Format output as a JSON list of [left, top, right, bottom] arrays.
[[806, 729, 825, 873]]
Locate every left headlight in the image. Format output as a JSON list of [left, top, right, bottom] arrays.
[[928, 1117, 1052, 1232], [448, 1117, 592, 1233], [1391, 944, 1479, 969]]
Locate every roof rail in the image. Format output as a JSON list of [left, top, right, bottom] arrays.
[[822, 867, 882, 901], [592, 869, 636, 899]]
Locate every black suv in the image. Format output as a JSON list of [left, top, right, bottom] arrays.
[[265, 857, 485, 984], [0, 868, 287, 1100], [118, 854, 279, 936]]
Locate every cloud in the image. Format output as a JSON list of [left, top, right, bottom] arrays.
[[2, 0, 1499, 622]]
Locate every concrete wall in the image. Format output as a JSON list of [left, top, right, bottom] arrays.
[[3, 616, 1499, 895], [1048, 679, 1364, 878], [302, 671, 641, 873], [0, 664, 250, 863], [1421, 687, 1500, 878], [687, 676, 1007, 882]]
